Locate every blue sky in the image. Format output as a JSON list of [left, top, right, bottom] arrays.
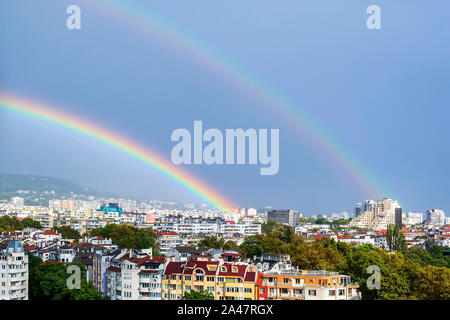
[[1, 0, 449, 215]]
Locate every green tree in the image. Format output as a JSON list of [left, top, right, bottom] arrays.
[[182, 289, 214, 300], [22, 217, 43, 229], [262, 220, 279, 234], [410, 265, 450, 300], [386, 224, 407, 252], [30, 260, 105, 300], [198, 236, 225, 249], [53, 226, 81, 242], [0, 215, 24, 231], [406, 245, 450, 268], [222, 240, 239, 251], [89, 224, 159, 252], [239, 235, 266, 259]]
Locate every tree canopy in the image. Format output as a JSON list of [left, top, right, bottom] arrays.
[[0, 215, 43, 231], [237, 229, 450, 300], [28, 258, 106, 300], [53, 226, 81, 242], [182, 289, 214, 300], [89, 224, 159, 252]]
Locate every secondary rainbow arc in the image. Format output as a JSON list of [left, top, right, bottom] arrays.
[[85, 0, 395, 201]]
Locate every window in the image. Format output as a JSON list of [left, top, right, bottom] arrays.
[[339, 289, 345, 296], [185, 286, 191, 291], [217, 277, 224, 283], [184, 276, 191, 281], [207, 286, 214, 292], [294, 289, 303, 295], [283, 278, 289, 284], [259, 288, 265, 294], [329, 290, 335, 296], [206, 276, 215, 282], [194, 270, 204, 281], [244, 288, 252, 293], [308, 290, 317, 296]]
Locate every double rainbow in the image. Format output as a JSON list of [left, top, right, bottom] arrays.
[[83, 0, 393, 200], [0, 93, 236, 212]]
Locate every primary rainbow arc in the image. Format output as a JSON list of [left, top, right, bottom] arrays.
[[0, 93, 236, 212]]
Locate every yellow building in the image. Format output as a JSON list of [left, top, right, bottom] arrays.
[[162, 255, 256, 300]]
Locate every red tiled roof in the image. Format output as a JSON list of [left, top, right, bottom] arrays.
[[184, 260, 219, 275], [156, 232, 179, 236], [107, 266, 121, 272], [337, 235, 353, 239], [217, 263, 247, 277], [244, 271, 256, 282], [164, 262, 185, 275], [24, 245, 39, 251], [43, 230, 60, 236], [221, 253, 242, 257]]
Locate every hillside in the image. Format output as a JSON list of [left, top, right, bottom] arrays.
[[0, 173, 118, 205]]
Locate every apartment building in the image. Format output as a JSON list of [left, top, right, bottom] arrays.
[[0, 240, 28, 300], [253, 254, 360, 300], [93, 250, 119, 295], [427, 209, 446, 226], [402, 212, 423, 226], [256, 270, 359, 300], [156, 232, 183, 256], [162, 255, 257, 300], [106, 249, 166, 300], [349, 198, 402, 231], [154, 221, 261, 237], [267, 210, 302, 228]]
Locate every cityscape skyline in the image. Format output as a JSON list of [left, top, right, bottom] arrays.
[[1, 1, 450, 214]]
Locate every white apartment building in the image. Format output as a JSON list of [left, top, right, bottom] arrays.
[[0, 240, 28, 300], [155, 223, 261, 237], [107, 249, 166, 300], [402, 212, 423, 225], [157, 232, 183, 256], [427, 209, 446, 226], [10, 197, 24, 208]]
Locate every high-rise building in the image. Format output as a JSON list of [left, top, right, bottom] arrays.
[[349, 198, 402, 231], [353, 200, 375, 218], [10, 197, 24, 208], [402, 212, 423, 225], [267, 210, 302, 228], [426, 209, 446, 226], [0, 240, 28, 300]]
